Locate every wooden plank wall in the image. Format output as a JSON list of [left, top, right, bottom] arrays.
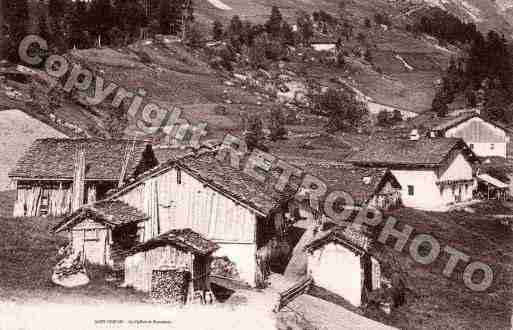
[[118, 168, 257, 243]]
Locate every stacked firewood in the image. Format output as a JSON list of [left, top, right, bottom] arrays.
[[150, 268, 191, 305]]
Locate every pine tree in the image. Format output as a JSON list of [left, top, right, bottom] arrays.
[[212, 20, 223, 41], [269, 106, 287, 141], [244, 114, 266, 151], [4, 0, 30, 61], [281, 21, 295, 46], [48, 0, 69, 51], [265, 6, 282, 39], [89, 0, 114, 46], [227, 15, 243, 51], [296, 11, 313, 47], [37, 15, 51, 45], [0, 0, 5, 60], [134, 144, 159, 177], [159, 0, 171, 34]]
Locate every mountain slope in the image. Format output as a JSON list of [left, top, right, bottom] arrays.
[[417, 0, 513, 37]]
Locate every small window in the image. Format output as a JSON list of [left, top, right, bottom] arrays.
[[491, 143, 495, 150], [469, 144, 474, 150], [408, 185, 414, 196], [177, 168, 182, 184], [84, 229, 99, 242]]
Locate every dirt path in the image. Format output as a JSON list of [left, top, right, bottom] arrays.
[[286, 294, 397, 330], [267, 274, 396, 330]]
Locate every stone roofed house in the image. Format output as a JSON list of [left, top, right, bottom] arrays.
[[9, 138, 158, 217], [299, 163, 402, 211], [410, 111, 510, 158], [53, 200, 149, 267], [85, 148, 301, 288], [305, 224, 381, 307], [346, 137, 478, 211]]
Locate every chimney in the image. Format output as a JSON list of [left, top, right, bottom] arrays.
[[410, 129, 420, 141]]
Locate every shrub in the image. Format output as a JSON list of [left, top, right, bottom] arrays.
[[312, 87, 369, 132], [269, 106, 287, 141], [212, 20, 224, 41], [184, 23, 206, 49]]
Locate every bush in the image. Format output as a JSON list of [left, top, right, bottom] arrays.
[[212, 20, 224, 41], [185, 23, 206, 49], [269, 106, 287, 141], [244, 114, 266, 150], [248, 33, 287, 68], [312, 87, 369, 132], [376, 109, 390, 127], [107, 27, 125, 47]]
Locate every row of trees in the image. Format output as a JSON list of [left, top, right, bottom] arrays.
[[408, 7, 480, 45], [2, 0, 195, 61], [210, 7, 317, 69], [432, 28, 513, 122]]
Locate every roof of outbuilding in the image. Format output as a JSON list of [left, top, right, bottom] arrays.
[[9, 138, 149, 180], [345, 138, 472, 168], [305, 224, 374, 254], [53, 200, 149, 232], [128, 228, 219, 256], [299, 163, 400, 205]]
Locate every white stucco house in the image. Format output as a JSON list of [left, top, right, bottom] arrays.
[[346, 137, 478, 211], [414, 112, 509, 158], [305, 225, 381, 307]]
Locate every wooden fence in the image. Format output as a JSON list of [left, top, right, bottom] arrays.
[[274, 277, 313, 312]]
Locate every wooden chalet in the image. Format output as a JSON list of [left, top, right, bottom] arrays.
[[9, 138, 157, 217], [53, 200, 149, 267], [299, 163, 402, 211], [346, 137, 478, 211], [305, 224, 381, 307], [64, 148, 301, 288]]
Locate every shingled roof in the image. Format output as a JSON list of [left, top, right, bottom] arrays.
[[299, 163, 400, 205], [176, 150, 298, 215], [9, 138, 150, 181], [409, 111, 508, 134], [305, 224, 374, 254], [345, 138, 473, 168], [128, 228, 219, 256], [53, 200, 149, 232]]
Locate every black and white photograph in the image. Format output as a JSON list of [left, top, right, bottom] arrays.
[[0, 0, 513, 329]]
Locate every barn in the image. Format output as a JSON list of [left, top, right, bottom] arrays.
[[346, 137, 478, 211], [299, 163, 402, 211], [123, 228, 219, 298], [9, 138, 157, 217], [412, 112, 510, 158], [305, 225, 381, 307], [52, 200, 149, 267], [102, 148, 299, 288]]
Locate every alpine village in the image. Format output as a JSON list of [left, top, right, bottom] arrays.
[[2, 0, 513, 329]]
